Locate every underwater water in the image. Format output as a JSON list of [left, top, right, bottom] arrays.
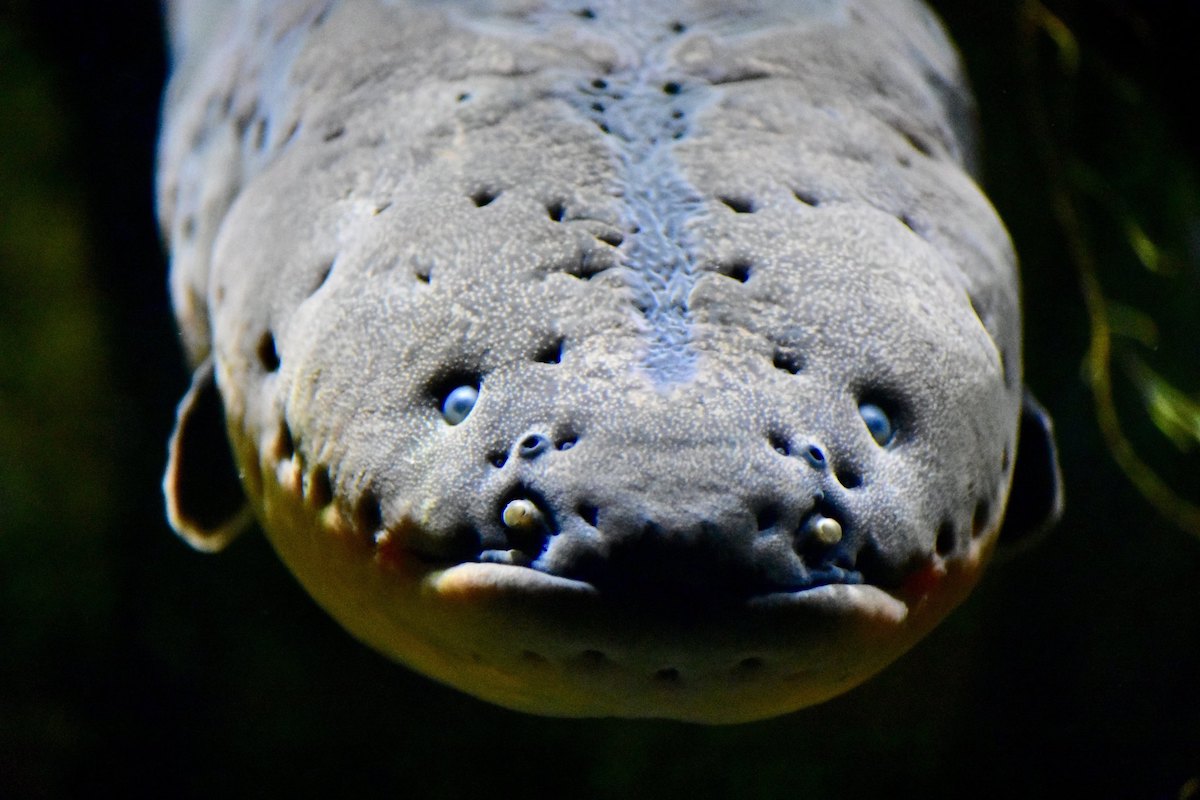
[[1, 1, 1197, 796]]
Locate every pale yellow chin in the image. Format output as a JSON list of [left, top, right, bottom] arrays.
[[234, 424, 996, 725]]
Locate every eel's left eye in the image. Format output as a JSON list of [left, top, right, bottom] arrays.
[[442, 385, 479, 425], [859, 403, 895, 446]]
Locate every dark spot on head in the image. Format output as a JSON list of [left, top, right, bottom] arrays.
[[257, 332, 280, 372], [546, 201, 566, 222], [718, 195, 755, 214], [900, 213, 921, 235], [356, 490, 383, 537], [972, 499, 991, 538], [563, 255, 608, 280], [671, 109, 684, 120], [793, 189, 821, 206], [936, 520, 956, 556], [575, 7, 595, 19], [670, 21, 687, 34], [755, 505, 779, 532], [902, 130, 933, 157], [835, 465, 862, 489], [280, 120, 300, 147], [596, 230, 624, 247], [235, 107, 254, 139], [721, 260, 752, 283], [276, 421, 295, 461], [577, 503, 599, 527], [535, 337, 564, 364], [181, 215, 196, 241], [772, 347, 804, 374], [597, 122, 611, 134], [322, 125, 345, 142], [591, 78, 608, 90], [254, 117, 268, 150], [456, 91, 471, 102], [662, 81, 682, 95], [470, 188, 500, 207], [307, 466, 333, 507], [371, 202, 392, 215]]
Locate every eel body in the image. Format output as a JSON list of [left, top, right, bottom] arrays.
[[159, 0, 1062, 723]]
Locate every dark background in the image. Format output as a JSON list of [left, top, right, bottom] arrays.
[[2, 1, 1198, 797]]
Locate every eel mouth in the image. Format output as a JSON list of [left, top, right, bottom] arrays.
[[382, 510, 871, 608], [243, 424, 992, 723]]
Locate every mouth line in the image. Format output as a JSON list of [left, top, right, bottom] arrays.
[[393, 541, 868, 602]]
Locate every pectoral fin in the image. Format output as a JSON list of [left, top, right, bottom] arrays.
[[998, 391, 1065, 546], [164, 358, 251, 552]]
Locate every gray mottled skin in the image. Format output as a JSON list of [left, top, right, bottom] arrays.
[[159, 0, 1060, 721]]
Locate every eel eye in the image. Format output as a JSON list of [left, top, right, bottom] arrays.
[[442, 386, 479, 425], [859, 403, 895, 446]]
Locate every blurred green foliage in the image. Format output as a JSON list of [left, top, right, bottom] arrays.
[[1016, 0, 1200, 536]]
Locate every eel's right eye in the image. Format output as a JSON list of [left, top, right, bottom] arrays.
[[859, 403, 895, 447], [442, 385, 479, 425]]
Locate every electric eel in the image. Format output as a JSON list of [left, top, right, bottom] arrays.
[[159, 0, 1064, 723]]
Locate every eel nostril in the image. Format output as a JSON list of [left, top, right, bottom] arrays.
[[804, 445, 826, 469], [517, 434, 551, 459]]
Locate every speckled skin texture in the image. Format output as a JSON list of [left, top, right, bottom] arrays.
[[160, 0, 1042, 722]]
